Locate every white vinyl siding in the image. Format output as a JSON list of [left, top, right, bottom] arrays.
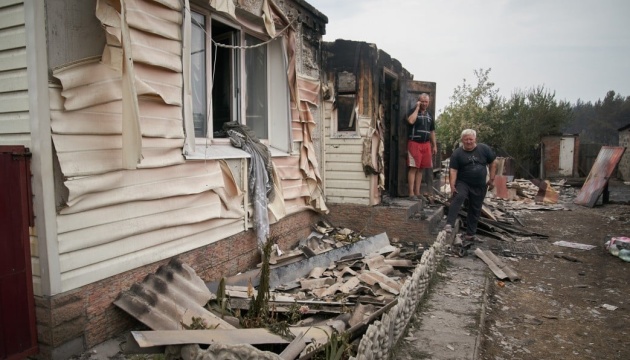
[[323, 98, 372, 205], [0, 0, 29, 143]]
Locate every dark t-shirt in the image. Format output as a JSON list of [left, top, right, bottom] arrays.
[[407, 107, 434, 142], [449, 143, 496, 187]]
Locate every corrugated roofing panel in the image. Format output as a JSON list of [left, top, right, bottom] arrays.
[[574, 146, 626, 207], [114, 257, 236, 331]]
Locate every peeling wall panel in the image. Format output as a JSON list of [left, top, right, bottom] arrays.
[[60, 219, 243, 290], [53, 134, 183, 152], [56, 147, 185, 177], [124, 0, 182, 40], [63, 217, 241, 271], [50, 88, 184, 138], [57, 204, 224, 254], [55, 60, 183, 110], [283, 197, 311, 216], [58, 191, 228, 234], [63, 162, 224, 206], [280, 179, 310, 200], [59, 217, 243, 273]]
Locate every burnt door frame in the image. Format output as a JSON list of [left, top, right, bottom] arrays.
[[0, 145, 38, 360], [382, 68, 399, 196], [396, 80, 437, 197]]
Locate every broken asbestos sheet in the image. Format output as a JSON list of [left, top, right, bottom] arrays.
[[116, 229, 426, 359]]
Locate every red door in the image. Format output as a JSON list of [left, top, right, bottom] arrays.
[[0, 146, 38, 360]]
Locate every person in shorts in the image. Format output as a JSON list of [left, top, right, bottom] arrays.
[[406, 93, 437, 200]]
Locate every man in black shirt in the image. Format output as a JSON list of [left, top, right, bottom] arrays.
[[444, 129, 496, 241]]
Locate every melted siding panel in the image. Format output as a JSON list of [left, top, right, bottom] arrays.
[[61, 219, 243, 291], [56, 147, 185, 177], [63, 161, 224, 206], [50, 87, 184, 138]]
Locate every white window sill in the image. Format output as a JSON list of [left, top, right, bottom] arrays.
[[184, 144, 250, 160], [184, 144, 293, 160], [269, 146, 292, 157]]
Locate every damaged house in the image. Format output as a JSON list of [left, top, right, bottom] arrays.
[[320, 39, 442, 244], [0, 0, 328, 358], [0, 1, 441, 359]]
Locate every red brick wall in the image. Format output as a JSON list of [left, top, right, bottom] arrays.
[[542, 136, 580, 178], [542, 137, 561, 177], [325, 203, 437, 244], [34, 210, 320, 358]]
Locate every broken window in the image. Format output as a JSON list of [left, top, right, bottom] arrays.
[[333, 71, 359, 137], [188, 8, 291, 153]]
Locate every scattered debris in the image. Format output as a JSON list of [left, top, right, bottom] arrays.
[[474, 248, 520, 281], [114, 223, 430, 359], [552, 241, 597, 250], [554, 253, 582, 262], [601, 304, 618, 311]]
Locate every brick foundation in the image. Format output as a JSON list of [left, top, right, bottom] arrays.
[[325, 201, 444, 245], [33, 210, 320, 360]]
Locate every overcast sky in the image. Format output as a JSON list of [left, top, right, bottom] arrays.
[[307, 0, 630, 115]]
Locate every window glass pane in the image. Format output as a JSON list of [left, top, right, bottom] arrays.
[[337, 95, 356, 131], [268, 38, 290, 151], [211, 22, 238, 138], [244, 35, 268, 140], [191, 12, 207, 138]]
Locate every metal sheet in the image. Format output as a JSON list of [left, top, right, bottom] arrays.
[[574, 146, 626, 207]]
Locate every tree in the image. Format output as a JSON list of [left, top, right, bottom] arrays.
[[437, 70, 573, 178], [436, 68, 503, 151], [565, 91, 630, 145], [496, 87, 573, 175]]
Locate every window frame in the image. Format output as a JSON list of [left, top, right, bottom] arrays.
[[185, 7, 292, 159]]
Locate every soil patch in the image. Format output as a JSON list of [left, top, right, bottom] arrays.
[[479, 180, 630, 359]]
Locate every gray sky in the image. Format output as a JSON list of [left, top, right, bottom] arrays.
[[307, 0, 630, 115]]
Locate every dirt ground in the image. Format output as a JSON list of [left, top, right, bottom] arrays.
[[478, 179, 630, 360]]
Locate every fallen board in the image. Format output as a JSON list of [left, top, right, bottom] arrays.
[[131, 326, 333, 348]]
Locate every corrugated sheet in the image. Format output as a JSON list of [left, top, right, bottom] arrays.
[[114, 257, 237, 331], [574, 146, 626, 207]]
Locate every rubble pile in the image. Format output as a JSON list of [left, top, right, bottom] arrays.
[[115, 222, 430, 359]]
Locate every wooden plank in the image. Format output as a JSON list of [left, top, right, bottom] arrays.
[[131, 329, 290, 347], [131, 325, 333, 348]]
